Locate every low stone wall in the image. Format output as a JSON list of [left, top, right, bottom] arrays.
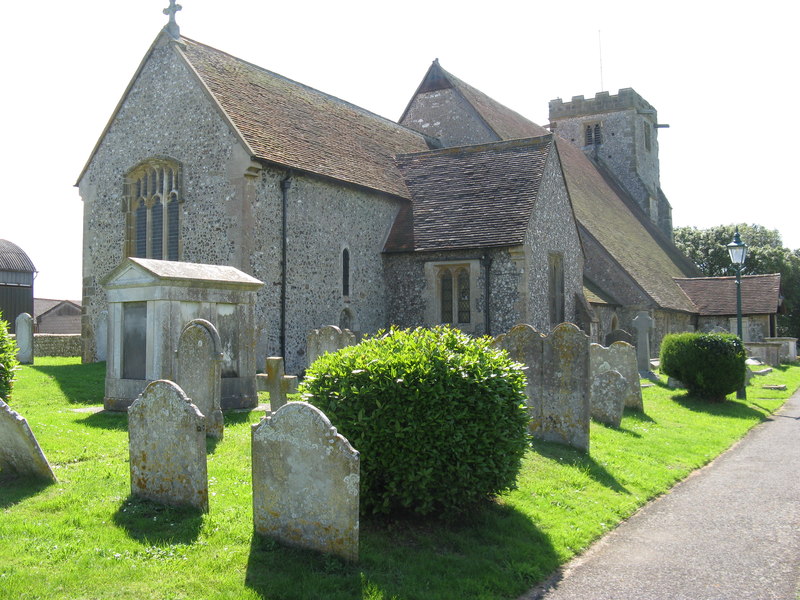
[[33, 334, 82, 357]]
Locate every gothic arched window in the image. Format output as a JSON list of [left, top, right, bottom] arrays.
[[124, 159, 182, 261]]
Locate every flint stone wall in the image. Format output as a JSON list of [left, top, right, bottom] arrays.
[[252, 402, 360, 561], [128, 380, 208, 512], [0, 400, 57, 482]]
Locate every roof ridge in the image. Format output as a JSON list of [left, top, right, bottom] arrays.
[[396, 134, 553, 161]]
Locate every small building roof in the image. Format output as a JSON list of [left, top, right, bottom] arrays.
[[673, 274, 782, 316], [0, 240, 36, 273], [385, 137, 553, 252], [34, 299, 82, 320], [103, 257, 263, 290]]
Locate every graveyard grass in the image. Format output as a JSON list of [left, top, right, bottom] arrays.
[[1, 359, 799, 600]]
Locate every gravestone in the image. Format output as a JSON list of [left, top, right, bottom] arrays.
[[590, 342, 643, 411], [0, 399, 57, 482], [539, 323, 591, 451], [15, 313, 34, 364], [260, 357, 298, 413], [590, 370, 627, 428], [604, 328, 634, 347], [176, 319, 224, 439], [128, 380, 208, 512], [252, 402, 360, 561], [306, 325, 357, 369], [492, 324, 546, 430], [632, 311, 656, 378]]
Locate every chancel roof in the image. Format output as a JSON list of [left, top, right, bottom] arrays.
[[178, 37, 432, 199], [674, 274, 782, 316], [386, 137, 553, 252]]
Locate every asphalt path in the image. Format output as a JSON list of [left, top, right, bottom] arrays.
[[524, 387, 800, 600]]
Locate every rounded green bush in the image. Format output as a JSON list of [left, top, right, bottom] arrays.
[[660, 332, 746, 401], [299, 326, 529, 517], [0, 311, 20, 402]]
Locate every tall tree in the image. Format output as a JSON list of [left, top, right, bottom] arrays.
[[674, 224, 800, 338]]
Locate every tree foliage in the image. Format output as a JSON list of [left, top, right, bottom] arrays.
[[674, 224, 800, 338], [0, 311, 20, 402]]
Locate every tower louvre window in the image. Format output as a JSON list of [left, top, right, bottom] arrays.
[[585, 122, 602, 146]]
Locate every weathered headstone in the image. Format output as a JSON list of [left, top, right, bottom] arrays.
[[15, 313, 34, 364], [306, 325, 357, 368], [0, 400, 57, 482], [492, 324, 546, 430], [176, 319, 224, 439], [632, 311, 656, 378], [590, 370, 627, 428], [96, 311, 109, 362], [128, 380, 208, 512], [590, 342, 643, 411], [252, 402, 360, 561], [539, 323, 591, 451], [260, 357, 298, 413], [604, 328, 634, 347]]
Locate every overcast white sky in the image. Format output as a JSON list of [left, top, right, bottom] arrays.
[[1, 0, 798, 300]]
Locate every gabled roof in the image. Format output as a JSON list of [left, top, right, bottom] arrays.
[[554, 139, 698, 313], [103, 257, 263, 290], [399, 60, 550, 141], [33, 299, 81, 320], [674, 274, 782, 316], [0, 240, 36, 273], [177, 37, 432, 199], [385, 137, 553, 252]]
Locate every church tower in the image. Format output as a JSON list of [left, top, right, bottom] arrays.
[[549, 89, 673, 239]]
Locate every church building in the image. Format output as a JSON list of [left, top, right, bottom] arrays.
[[78, 16, 703, 375]]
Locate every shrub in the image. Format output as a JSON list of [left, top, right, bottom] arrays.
[[300, 326, 529, 517], [659, 332, 746, 401], [0, 311, 20, 402]]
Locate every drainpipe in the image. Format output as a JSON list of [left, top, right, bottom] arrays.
[[279, 172, 292, 358], [481, 253, 493, 336]]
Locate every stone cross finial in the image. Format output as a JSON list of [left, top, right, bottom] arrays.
[[163, 0, 182, 39]]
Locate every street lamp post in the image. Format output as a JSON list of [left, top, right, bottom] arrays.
[[727, 228, 748, 400]]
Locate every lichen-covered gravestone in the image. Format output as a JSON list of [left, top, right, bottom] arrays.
[[252, 402, 360, 561], [128, 380, 208, 512], [590, 370, 627, 428], [539, 323, 591, 451], [492, 324, 546, 432], [495, 322, 591, 452], [306, 325, 357, 369], [590, 341, 643, 411], [176, 319, 224, 439], [632, 311, 656, 377], [15, 313, 34, 365], [0, 399, 57, 482]]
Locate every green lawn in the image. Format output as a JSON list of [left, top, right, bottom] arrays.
[[1, 358, 798, 600]]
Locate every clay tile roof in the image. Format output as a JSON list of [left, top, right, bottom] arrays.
[[386, 137, 553, 252], [674, 274, 782, 316], [179, 38, 432, 199], [0, 239, 36, 273], [554, 139, 698, 313]]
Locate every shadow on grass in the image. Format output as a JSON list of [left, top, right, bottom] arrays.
[[671, 392, 769, 420], [245, 502, 559, 599], [79, 409, 128, 431], [113, 494, 203, 545], [223, 409, 259, 426], [531, 438, 630, 495], [30, 361, 106, 405], [0, 475, 54, 509]]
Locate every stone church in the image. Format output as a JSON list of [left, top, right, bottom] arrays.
[[78, 21, 702, 375]]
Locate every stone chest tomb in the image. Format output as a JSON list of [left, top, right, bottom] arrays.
[[102, 257, 263, 411]]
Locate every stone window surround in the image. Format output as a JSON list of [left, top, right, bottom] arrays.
[[424, 260, 480, 328], [124, 158, 183, 261]]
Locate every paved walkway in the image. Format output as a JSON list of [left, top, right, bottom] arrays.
[[525, 388, 800, 600]]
